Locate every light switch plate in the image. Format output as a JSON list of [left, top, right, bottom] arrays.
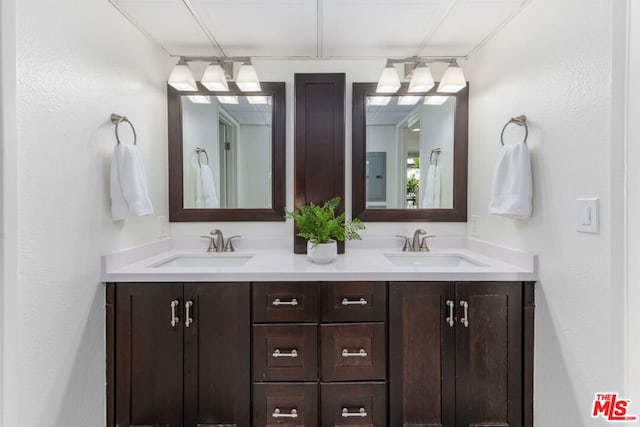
[[470, 215, 480, 236], [156, 215, 169, 238], [576, 198, 599, 233]]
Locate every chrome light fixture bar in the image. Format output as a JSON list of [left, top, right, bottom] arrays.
[[376, 57, 466, 94], [168, 56, 262, 92]]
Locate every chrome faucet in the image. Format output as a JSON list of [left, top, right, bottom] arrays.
[[412, 229, 426, 252], [396, 229, 437, 252], [200, 229, 241, 252]]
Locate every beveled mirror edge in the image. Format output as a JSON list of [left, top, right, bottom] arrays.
[[168, 82, 286, 222], [351, 82, 468, 222]]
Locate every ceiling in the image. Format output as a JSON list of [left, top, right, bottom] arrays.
[[108, 0, 531, 59]]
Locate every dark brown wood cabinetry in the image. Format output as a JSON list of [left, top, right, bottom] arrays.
[[108, 280, 533, 427], [110, 282, 250, 427], [389, 281, 527, 427]]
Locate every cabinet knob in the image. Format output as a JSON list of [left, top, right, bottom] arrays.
[[342, 407, 367, 418], [460, 300, 469, 327], [446, 300, 455, 327], [342, 348, 367, 358], [185, 301, 193, 328], [272, 349, 299, 358], [341, 297, 368, 306], [170, 300, 180, 327], [272, 408, 298, 419], [272, 298, 298, 306]]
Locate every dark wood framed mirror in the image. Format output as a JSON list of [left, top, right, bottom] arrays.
[[168, 82, 285, 221], [352, 82, 468, 222]]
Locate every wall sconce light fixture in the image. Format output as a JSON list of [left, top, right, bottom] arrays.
[[168, 56, 262, 92], [376, 57, 467, 94]]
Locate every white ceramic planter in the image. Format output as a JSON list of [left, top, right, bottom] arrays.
[[307, 239, 338, 264]]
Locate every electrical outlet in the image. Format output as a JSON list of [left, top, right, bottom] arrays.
[[470, 215, 481, 236], [156, 215, 169, 238]]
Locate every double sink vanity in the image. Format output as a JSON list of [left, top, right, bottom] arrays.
[[103, 235, 536, 427], [105, 74, 536, 426]]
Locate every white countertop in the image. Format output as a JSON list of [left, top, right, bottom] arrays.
[[102, 236, 537, 283]]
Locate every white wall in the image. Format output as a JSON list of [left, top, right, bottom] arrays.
[[237, 125, 272, 208], [3, 0, 171, 425], [182, 99, 220, 208], [0, 0, 18, 425], [419, 99, 455, 209], [172, 60, 467, 238], [366, 125, 397, 207], [465, 0, 623, 425], [625, 0, 640, 406]]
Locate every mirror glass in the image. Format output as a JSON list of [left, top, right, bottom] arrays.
[[168, 82, 285, 222], [365, 95, 455, 209], [352, 83, 468, 222], [181, 95, 273, 209]]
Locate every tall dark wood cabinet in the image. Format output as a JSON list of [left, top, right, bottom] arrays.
[[111, 282, 250, 427], [293, 73, 345, 254], [389, 281, 524, 427]]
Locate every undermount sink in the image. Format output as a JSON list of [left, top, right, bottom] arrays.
[[150, 253, 254, 268], [384, 253, 485, 267]]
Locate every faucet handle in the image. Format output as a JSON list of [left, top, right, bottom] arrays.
[[419, 235, 437, 252], [200, 235, 216, 252], [395, 235, 411, 252], [224, 235, 241, 252]]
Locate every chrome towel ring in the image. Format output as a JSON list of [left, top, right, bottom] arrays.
[[110, 113, 137, 145], [195, 147, 209, 167], [500, 115, 528, 146]]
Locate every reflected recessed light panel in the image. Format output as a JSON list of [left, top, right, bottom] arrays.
[[398, 96, 422, 105], [424, 96, 450, 105], [217, 96, 239, 104], [187, 95, 211, 104], [247, 96, 270, 105], [368, 96, 392, 106]]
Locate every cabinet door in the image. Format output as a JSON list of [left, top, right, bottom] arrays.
[[389, 282, 455, 427], [184, 282, 250, 427], [115, 283, 184, 427], [455, 282, 522, 427]]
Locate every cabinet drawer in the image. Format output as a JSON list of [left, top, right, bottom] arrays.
[[253, 324, 318, 381], [321, 282, 386, 322], [254, 382, 318, 427], [320, 323, 386, 381], [253, 282, 319, 323], [320, 382, 386, 427]]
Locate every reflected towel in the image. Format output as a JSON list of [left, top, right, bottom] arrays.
[[110, 144, 154, 220], [422, 164, 441, 208], [488, 141, 532, 219], [195, 164, 220, 208]]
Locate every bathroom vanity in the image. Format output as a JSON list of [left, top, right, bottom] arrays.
[[103, 237, 536, 427]]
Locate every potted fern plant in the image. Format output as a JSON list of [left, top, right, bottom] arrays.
[[286, 197, 365, 264]]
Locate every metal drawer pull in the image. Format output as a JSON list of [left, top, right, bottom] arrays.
[[170, 300, 179, 327], [272, 349, 298, 358], [272, 298, 298, 306], [185, 301, 193, 328], [272, 408, 298, 419], [342, 408, 367, 418], [446, 300, 455, 327], [460, 300, 469, 327], [342, 348, 367, 358], [341, 297, 367, 306]]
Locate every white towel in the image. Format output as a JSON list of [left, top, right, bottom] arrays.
[[488, 141, 532, 219], [422, 164, 441, 208], [110, 144, 154, 220], [195, 164, 220, 208]]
